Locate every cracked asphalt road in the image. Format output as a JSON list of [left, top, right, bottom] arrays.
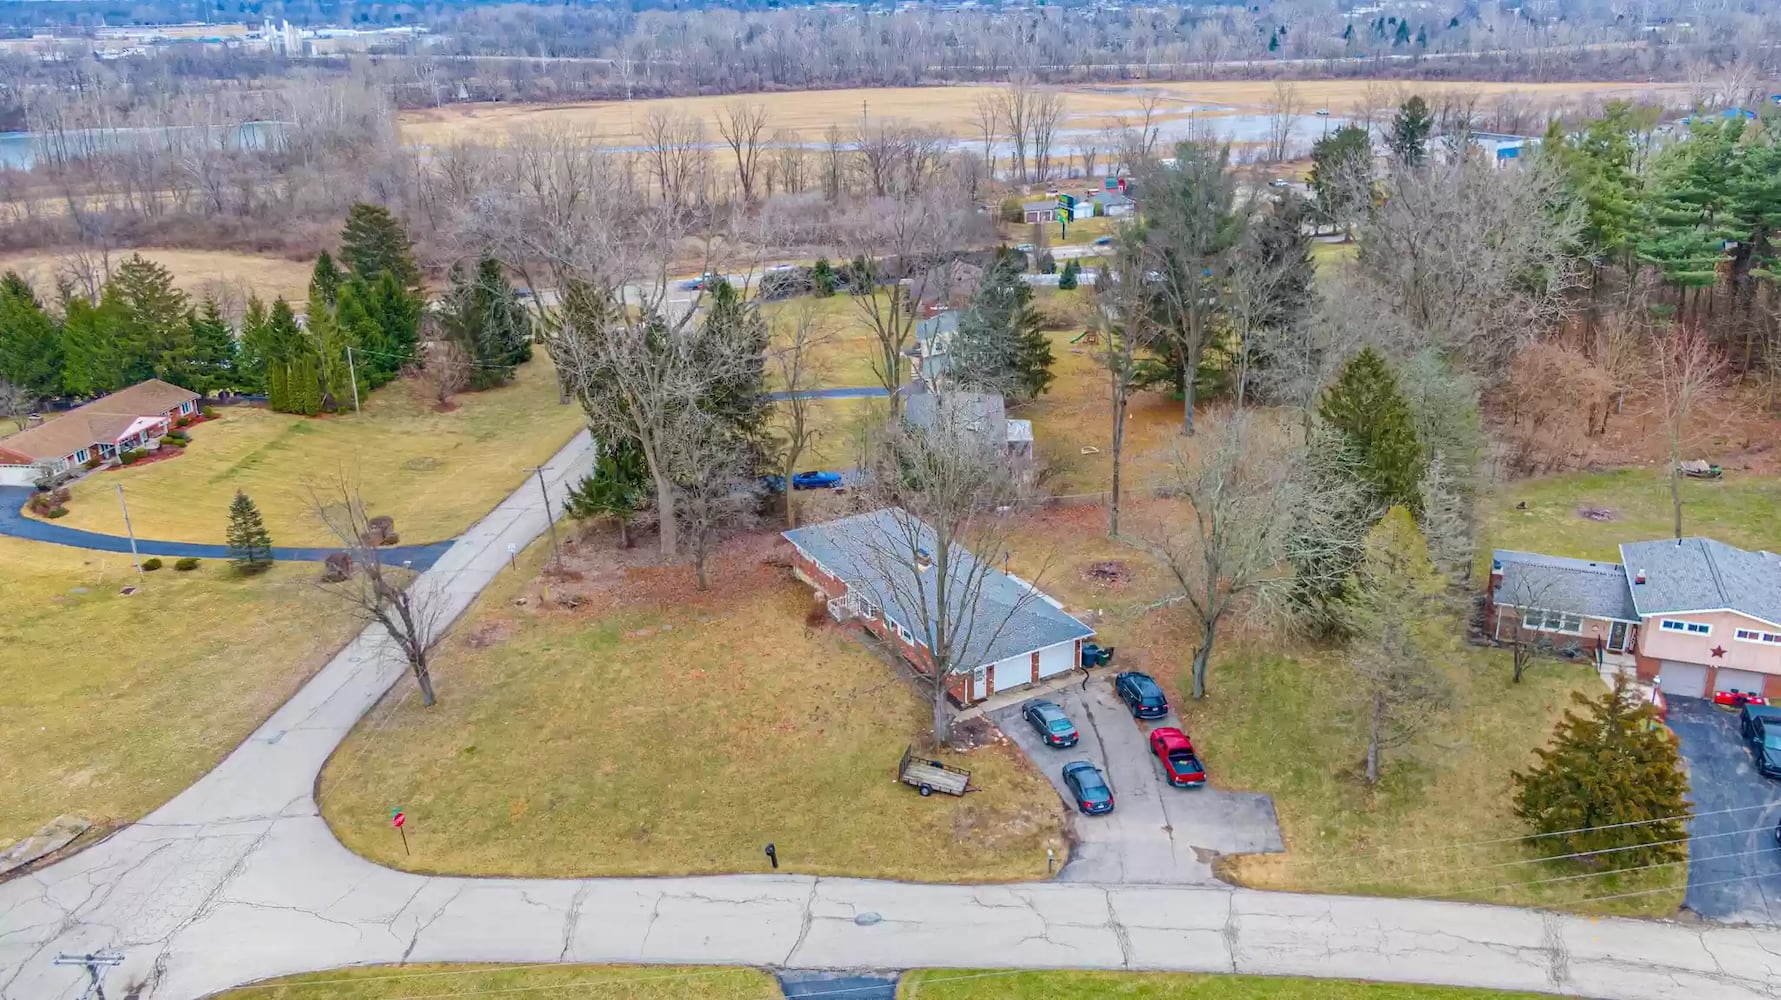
[[989, 673, 1284, 884], [1666, 698, 1781, 924], [2, 430, 1779, 1000]]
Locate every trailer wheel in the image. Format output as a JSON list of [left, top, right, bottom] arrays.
[[919, 784, 933, 796]]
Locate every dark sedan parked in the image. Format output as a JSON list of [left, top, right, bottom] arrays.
[[1021, 699, 1079, 748], [1061, 761, 1114, 815], [1114, 671, 1169, 719], [1753, 721, 1781, 780]]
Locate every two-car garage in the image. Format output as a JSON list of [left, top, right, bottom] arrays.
[[1658, 661, 1770, 700]]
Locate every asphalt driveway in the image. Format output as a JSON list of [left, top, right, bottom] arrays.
[[988, 672, 1283, 885], [1666, 697, 1781, 924]]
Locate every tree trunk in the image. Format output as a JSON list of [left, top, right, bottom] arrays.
[[694, 550, 708, 591], [1365, 691, 1383, 784], [1109, 393, 1126, 537], [617, 517, 631, 549], [1190, 622, 1216, 699], [1181, 356, 1196, 436], [413, 660, 437, 708], [1669, 429, 1683, 541], [653, 466, 678, 556], [932, 673, 954, 747]]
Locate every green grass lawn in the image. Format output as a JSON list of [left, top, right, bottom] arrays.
[[319, 534, 1065, 881], [215, 965, 780, 999], [1482, 467, 1781, 563], [0, 536, 362, 846], [899, 971, 1563, 1000], [35, 357, 586, 547]]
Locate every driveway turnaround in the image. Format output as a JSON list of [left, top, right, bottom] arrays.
[[2, 434, 1779, 1000], [1666, 698, 1781, 923], [0, 486, 453, 570], [989, 675, 1283, 884]]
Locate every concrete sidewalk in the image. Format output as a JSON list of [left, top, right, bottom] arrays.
[[3, 426, 1779, 1000]]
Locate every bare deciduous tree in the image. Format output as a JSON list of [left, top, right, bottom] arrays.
[[422, 340, 471, 408], [639, 109, 707, 214], [1264, 80, 1301, 163], [1654, 325, 1729, 539], [0, 379, 38, 432], [668, 412, 761, 591], [1094, 240, 1156, 538], [768, 304, 836, 528], [716, 100, 771, 205], [1494, 570, 1563, 685], [1026, 88, 1067, 183]]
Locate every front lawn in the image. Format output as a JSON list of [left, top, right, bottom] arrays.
[[1482, 467, 1781, 563], [35, 357, 585, 547], [899, 970, 1564, 1000], [319, 533, 1065, 881], [216, 965, 780, 999], [0, 537, 361, 847]]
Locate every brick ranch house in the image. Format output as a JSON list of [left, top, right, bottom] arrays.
[[1487, 537, 1781, 701], [783, 508, 1094, 706], [0, 379, 201, 487]]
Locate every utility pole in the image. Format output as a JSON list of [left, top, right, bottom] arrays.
[[114, 483, 142, 581], [524, 466, 562, 565], [54, 952, 123, 1000], [345, 346, 362, 413]]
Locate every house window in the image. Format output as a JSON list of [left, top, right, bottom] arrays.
[[896, 623, 913, 645], [180, 401, 193, 414], [856, 596, 878, 620], [1733, 628, 1781, 644], [1660, 619, 1712, 635], [74, 449, 88, 463], [1525, 608, 1583, 634]]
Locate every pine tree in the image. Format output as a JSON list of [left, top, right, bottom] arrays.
[[305, 287, 360, 411], [110, 254, 190, 386], [563, 438, 651, 548], [1057, 258, 1080, 290], [1388, 96, 1434, 166], [1319, 347, 1426, 511], [338, 203, 421, 290], [0, 272, 63, 396], [438, 257, 534, 390], [811, 257, 837, 297], [186, 297, 238, 395], [365, 271, 421, 379], [237, 297, 271, 395], [59, 284, 131, 397], [1550, 103, 1642, 266], [262, 298, 318, 415], [309, 251, 343, 309], [950, 250, 1054, 399], [225, 490, 275, 574], [693, 278, 770, 455], [1513, 674, 1690, 870], [1637, 120, 1741, 320], [1337, 507, 1453, 783]]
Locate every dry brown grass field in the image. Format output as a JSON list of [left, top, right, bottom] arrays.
[[400, 80, 1690, 147], [0, 247, 316, 305]]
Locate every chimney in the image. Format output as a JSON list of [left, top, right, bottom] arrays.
[[1634, 569, 1647, 585]]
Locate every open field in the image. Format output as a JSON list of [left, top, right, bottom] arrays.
[[0, 536, 360, 846], [400, 81, 1690, 149], [997, 501, 1682, 918], [1482, 468, 1781, 564], [899, 970, 1567, 1000], [216, 965, 780, 999], [0, 247, 316, 306], [319, 532, 1065, 881], [29, 357, 586, 547]]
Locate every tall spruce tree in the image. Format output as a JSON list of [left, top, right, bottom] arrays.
[[0, 272, 63, 396], [1388, 96, 1433, 166], [309, 251, 343, 309], [363, 271, 421, 381], [1638, 119, 1740, 323], [563, 438, 651, 548], [305, 286, 362, 411], [439, 257, 533, 390], [225, 490, 275, 574], [59, 284, 131, 397], [1513, 674, 1690, 870], [950, 250, 1054, 399], [184, 297, 238, 395], [110, 254, 190, 386], [1319, 348, 1425, 511], [693, 278, 770, 459], [1309, 124, 1373, 233], [339, 203, 422, 290], [237, 297, 272, 395]]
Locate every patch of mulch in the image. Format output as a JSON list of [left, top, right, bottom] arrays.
[[105, 447, 184, 472], [1082, 560, 1132, 588], [1576, 505, 1619, 522], [948, 716, 998, 752]]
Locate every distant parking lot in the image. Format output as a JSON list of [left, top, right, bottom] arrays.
[[989, 672, 1283, 884], [1666, 697, 1781, 924]]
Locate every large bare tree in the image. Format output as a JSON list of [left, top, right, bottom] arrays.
[[0, 379, 38, 432], [1263, 80, 1301, 163], [1094, 238, 1157, 538], [767, 303, 836, 528], [1654, 324, 1728, 540], [716, 100, 771, 205], [639, 108, 707, 214]]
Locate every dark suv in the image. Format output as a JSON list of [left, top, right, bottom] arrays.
[[1739, 704, 1781, 745], [1114, 671, 1169, 719], [1753, 720, 1781, 780]]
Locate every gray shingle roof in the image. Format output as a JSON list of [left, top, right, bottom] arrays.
[[1493, 549, 1637, 622], [914, 311, 959, 347], [1619, 538, 1781, 627], [784, 507, 1093, 670], [904, 391, 1004, 443]]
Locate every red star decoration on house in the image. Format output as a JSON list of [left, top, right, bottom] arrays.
[[1710, 645, 1727, 658]]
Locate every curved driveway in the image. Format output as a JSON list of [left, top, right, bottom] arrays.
[[2, 429, 1779, 1000]]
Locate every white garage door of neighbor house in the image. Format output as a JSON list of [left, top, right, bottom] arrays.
[[1660, 661, 1709, 699], [992, 654, 1032, 695], [1714, 667, 1769, 698], [1038, 642, 1075, 680]]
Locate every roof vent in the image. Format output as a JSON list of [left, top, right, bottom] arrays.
[[1634, 569, 1647, 585]]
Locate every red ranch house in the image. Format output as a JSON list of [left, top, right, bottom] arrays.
[[0, 379, 201, 487], [783, 508, 1094, 706]]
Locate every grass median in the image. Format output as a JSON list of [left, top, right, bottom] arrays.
[[215, 965, 780, 999], [899, 970, 1564, 1000]]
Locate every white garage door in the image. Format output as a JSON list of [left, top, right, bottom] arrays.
[[1660, 661, 1708, 699], [991, 653, 1032, 694], [1037, 642, 1075, 680], [0, 465, 41, 487], [1714, 668, 1769, 699]]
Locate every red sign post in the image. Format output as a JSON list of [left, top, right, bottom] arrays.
[[391, 808, 409, 855]]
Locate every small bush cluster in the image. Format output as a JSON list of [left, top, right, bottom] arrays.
[[142, 557, 164, 571], [362, 514, 400, 546], [174, 416, 191, 429], [83, 456, 102, 470], [45, 506, 68, 518], [201, 406, 217, 419], [28, 488, 71, 518], [120, 448, 148, 465], [174, 557, 201, 571], [158, 435, 187, 449]]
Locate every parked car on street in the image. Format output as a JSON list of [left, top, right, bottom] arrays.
[[685, 272, 722, 290], [792, 470, 843, 490], [1739, 704, 1781, 745], [1753, 721, 1781, 780], [1061, 761, 1114, 815], [1092, 236, 1113, 246], [1014, 243, 1037, 253], [1114, 671, 1169, 719], [1021, 699, 1079, 747], [1148, 727, 1206, 787]]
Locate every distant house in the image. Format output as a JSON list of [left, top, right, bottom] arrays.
[[1436, 131, 1542, 168], [908, 310, 960, 384], [0, 379, 200, 487], [1487, 538, 1781, 701], [1021, 200, 1058, 223], [783, 508, 1094, 705], [913, 260, 984, 310], [1092, 191, 1137, 217], [903, 386, 1034, 472]]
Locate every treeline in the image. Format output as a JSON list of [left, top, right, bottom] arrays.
[[0, 202, 532, 416]]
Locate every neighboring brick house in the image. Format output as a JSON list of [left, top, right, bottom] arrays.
[[1487, 538, 1781, 701], [783, 508, 1093, 705], [0, 379, 200, 487]]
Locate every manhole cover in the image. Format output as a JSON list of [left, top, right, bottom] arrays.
[[854, 912, 882, 926]]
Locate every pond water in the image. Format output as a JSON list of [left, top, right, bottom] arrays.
[[0, 120, 285, 171]]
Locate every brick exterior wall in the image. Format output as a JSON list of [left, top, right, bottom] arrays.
[[790, 543, 939, 679]]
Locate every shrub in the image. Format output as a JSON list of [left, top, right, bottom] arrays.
[[158, 436, 186, 448], [168, 428, 190, 442], [83, 456, 101, 470], [201, 406, 216, 419], [1000, 196, 1023, 223], [46, 506, 68, 519], [141, 557, 163, 571], [174, 557, 201, 571], [1037, 251, 1057, 274], [120, 449, 148, 465], [174, 416, 190, 428], [321, 551, 353, 583]]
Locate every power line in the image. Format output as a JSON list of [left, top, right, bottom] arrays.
[[1577, 868, 1781, 905], [1430, 843, 1781, 902]]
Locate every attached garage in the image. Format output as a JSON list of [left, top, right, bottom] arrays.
[[1712, 667, 1769, 699], [1037, 641, 1076, 680], [1659, 661, 1709, 699]]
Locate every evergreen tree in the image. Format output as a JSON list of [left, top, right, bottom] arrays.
[[1309, 124, 1374, 232], [236, 296, 272, 395], [1513, 674, 1690, 870], [1388, 96, 1434, 166], [338, 203, 421, 290], [1319, 347, 1425, 511], [305, 287, 361, 411], [1057, 258, 1080, 290], [225, 490, 275, 574], [110, 254, 190, 386], [439, 257, 534, 390], [1336, 507, 1453, 784], [1637, 120, 1740, 319], [309, 251, 343, 309], [811, 257, 837, 297], [186, 297, 238, 395], [950, 250, 1053, 399], [1393, 19, 1411, 45], [0, 273, 63, 396], [1549, 103, 1642, 266], [1246, 195, 1317, 333], [262, 298, 318, 415], [59, 285, 131, 397], [563, 438, 651, 548], [692, 278, 771, 458], [357, 272, 421, 384]]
